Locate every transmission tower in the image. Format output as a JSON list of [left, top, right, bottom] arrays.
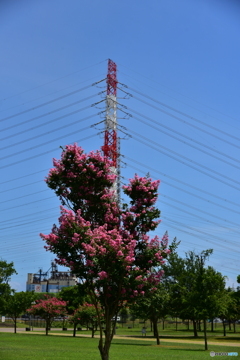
[[101, 59, 120, 204]]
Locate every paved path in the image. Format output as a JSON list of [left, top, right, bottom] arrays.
[[0, 327, 239, 347]]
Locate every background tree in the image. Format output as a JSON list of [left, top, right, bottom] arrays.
[[232, 276, 240, 331], [0, 260, 17, 313], [224, 289, 238, 333], [78, 302, 103, 338], [40, 144, 168, 360], [130, 281, 169, 345], [118, 307, 129, 327], [4, 291, 35, 333], [34, 292, 56, 300], [68, 307, 82, 337], [161, 236, 184, 331], [174, 250, 227, 350], [58, 284, 86, 314], [27, 295, 67, 335], [218, 290, 236, 337]]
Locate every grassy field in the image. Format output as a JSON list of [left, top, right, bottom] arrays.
[[0, 332, 239, 360]]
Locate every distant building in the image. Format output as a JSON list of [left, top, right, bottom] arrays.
[[26, 261, 77, 293]]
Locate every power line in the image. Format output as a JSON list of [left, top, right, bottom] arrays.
[[160, 198, 240, 240], [161, 216, 240, 253], [0, 111, 98, 153], [0, 128, 98, 169], [0, 91, 99, 138], [0, 74, 105, 116], [0, 93, 99, 135], [0, 60, 106, 103], [0, 207, 57, 224], [124, 155, 240, 209], [0, 169, 48, 185], [127, 107, 240, 167], [118, 66, 240, 130], [1, 189, 49, 205], [161, 194, 240, 228], [125, 85, 240, 143], [118, 87, 240, 151], [124, 159, 240, 218], [0, 81, 104, 123], [121, 174, 240, 244], [123, 126, 240, 191], [0, 180, 42, 194]]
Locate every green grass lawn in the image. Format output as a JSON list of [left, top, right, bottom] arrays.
[[0, 333, 239, 360]]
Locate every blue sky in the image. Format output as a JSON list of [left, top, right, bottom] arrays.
[[0, 0, 239, 291]]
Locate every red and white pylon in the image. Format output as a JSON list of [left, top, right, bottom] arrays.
[[101, 59, 120, 203]]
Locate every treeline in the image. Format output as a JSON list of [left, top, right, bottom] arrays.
[[1, 241, 239, 350], [129, 239, 240, 349]]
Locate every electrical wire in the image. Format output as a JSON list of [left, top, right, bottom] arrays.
[[124, 155, 240, 209], [118, 86, 240, 150], [127, 107, 240, 167], [0, 93, 100, 135], [122, 125, 240, 190], [0, 60, 106, 103], [125, 85, 240, 143], [0, 96, 100, 142], [0, 129, 98, 170], [0, 74, 105, 117], [161, 216, 240, 253], [118, 66, 240, 131], [0, 110, 98, 152]]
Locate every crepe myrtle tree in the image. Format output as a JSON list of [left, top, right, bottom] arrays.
[[40, 144, 169, 360], [27, 295, 67, 335]]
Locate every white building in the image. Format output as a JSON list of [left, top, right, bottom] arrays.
[[26, 261, 77, 293]]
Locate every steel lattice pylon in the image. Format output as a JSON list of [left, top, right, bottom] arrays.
[[101, 59, 120, 203]]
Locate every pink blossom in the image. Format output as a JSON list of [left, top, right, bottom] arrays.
[[98, 271, 108, 280]]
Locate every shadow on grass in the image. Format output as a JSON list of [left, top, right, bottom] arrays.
[[112, 341, 206, 351], [213, 337, 240, 341], [161, 335, 198, 339], [121, 334, 200, 340], [168, 348, 205, 352], [112, 342, 152, 347]]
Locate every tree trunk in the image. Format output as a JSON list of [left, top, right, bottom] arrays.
[[14, 318, 17, 334], [223, 322, 226, 337], [153, 320, 160, 345], [193, 320, 198, 337], [233, 321, 236, 333], [73, 323, 77, 337], [203, 319, 208, 351], [211, 319, 214, 332], [198, 320, 201, 332], [162, 319, 165, 330], [98, 319, 114, 360], [45, 319, 50, 336]]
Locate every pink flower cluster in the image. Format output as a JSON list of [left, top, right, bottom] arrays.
[[27, 295, 67, 319], [47, 143, 116, 189], [122, 174, 160, 207]]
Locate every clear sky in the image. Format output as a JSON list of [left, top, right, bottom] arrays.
[[0, 0, 239, 291]]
